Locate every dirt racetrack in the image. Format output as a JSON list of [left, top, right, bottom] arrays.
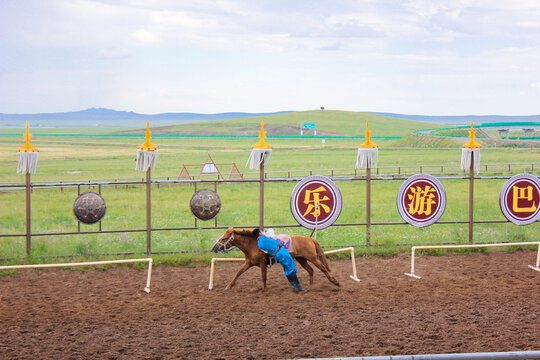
[[1, 250, 539, 359]]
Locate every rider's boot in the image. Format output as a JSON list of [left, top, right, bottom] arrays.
[[286, 273, 306, 292]]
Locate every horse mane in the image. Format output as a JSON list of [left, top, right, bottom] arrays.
[[234, 229, 256, 238]]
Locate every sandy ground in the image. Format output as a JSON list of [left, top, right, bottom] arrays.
[[0, 250, 539, 359]]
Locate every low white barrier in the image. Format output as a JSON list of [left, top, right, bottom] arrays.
[[404, 242, 540, 279], [322, 247, 360, 282], [0, 258, 154, 293], [300, 350, 540, 360], [208, 258, 244, 291], [208, 247, 360, 290]]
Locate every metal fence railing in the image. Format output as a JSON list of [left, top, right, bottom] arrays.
[[1, 163, 539, 256], [0, 163, 537, 191]]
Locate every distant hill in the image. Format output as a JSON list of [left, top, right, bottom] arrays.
[[370, 112, 540, 125], [129, 110, 442, 138], [3, 107, 539, 129], [0, 108, 294, 127]]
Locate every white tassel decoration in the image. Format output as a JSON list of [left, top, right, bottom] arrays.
[[135, 150, 158, 172], [246, 148, 272, 170], [355, 148, 378, 169], [17, 152, 39, 174], [460, 148, 481, 174]]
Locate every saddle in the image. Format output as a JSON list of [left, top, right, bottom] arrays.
[[274, 234, 294, 252]]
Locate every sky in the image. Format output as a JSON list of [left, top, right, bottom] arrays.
[[1, 0, 540, 115]]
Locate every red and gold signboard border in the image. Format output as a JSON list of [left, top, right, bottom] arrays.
[[290, 175, 342, 230], [499, 173, 540, 226], [396, 174, 447, 228]]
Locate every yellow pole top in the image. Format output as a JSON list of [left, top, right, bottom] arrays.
[[463, 120, 482, 149], [18, 122, 39, 152], [359, 120, 378, 148], [138, 121, 158, 151], [253, 121, 272, 149]]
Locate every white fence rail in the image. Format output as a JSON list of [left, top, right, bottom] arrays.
[[300, 350, 540, 360], [208, 247, 360, 290], [404, 242, 540, 279], [0, 258, 153, 293]]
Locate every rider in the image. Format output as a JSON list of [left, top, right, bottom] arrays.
[[253, 228, 306, 292]]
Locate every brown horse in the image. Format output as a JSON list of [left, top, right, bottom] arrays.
[[211, 227, 340, 291]]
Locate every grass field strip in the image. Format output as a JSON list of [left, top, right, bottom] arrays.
[[0, 258, 153, 293], [0, 219, 528, 240], [208, 247, 359, 290], [404, 242, 540, 279]]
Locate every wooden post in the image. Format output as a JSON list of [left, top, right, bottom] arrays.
[[25, 173, 31, 255], [366, 167, 371, 246], [146, 168, 152, 254], [468, 152, 474, 244], [259, 162, 265, 232]]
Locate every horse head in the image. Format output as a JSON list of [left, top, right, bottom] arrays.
[[212, 227, 236, 253]]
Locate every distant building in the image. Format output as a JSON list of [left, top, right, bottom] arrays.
[[498, 129, 509, 139]]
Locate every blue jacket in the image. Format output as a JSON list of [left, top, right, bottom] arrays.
[[257, 234, 280, 255], [257, 234, 297, 276]]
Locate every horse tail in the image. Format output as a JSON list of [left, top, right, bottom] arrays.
[[313, 238, 331, 270]]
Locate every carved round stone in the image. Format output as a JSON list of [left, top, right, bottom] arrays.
[[73, 192, 107, 224], [190, 189, 221, 221]]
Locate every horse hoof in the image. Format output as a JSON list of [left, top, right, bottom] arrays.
[[225, 287, 231, 291]]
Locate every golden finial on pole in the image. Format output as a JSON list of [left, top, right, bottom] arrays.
[[360, 120, 378, 148], [138, 121, 158, 151], [463, 121, 481, 149], [253, 121, 272, 149], [18, 122, 38, 152]]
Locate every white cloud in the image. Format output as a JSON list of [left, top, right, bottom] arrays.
[[2, 0, 540, 114], [132, 29, 160, 44], [530, 82, 540, 91], [97, 47, 132, 60]]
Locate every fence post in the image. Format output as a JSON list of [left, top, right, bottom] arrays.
[[366, 167, 372, 246], [77, 185, 81, 232], [259, 163, 265, 232], [146, 169, 152, 254], [469, 152, 474, 244], [25, 173, 32, 255]]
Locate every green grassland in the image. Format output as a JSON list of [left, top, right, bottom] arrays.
[[1, 110, 539, 264], [122, 110, 437, 137]]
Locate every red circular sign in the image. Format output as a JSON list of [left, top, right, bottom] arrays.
[[397, 174, 446, 227], [499, 173, 540, 225], [290, 175, 342, 230]]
